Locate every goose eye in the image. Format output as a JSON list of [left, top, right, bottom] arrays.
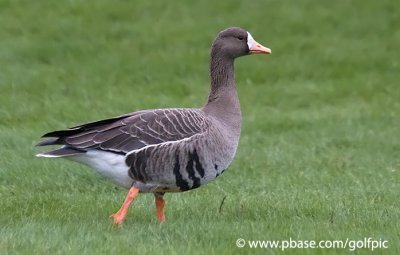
[[237, 36, 245, 41]]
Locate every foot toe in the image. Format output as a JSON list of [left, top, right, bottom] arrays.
[[110, 214, 124, 225]]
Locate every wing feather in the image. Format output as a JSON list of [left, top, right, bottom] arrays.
[[37, 108, 209, 155]]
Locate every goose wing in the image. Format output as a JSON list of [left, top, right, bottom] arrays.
[[37, 108, 209, 155]]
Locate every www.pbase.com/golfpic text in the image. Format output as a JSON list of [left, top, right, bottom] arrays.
[[235, 237, 389, 251]]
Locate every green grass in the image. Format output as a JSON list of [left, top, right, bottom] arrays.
[[1, 0, 399, 254]]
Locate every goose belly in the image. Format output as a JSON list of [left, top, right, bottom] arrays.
[[130, 140, 239, 193], [132, 160, 230, 193]]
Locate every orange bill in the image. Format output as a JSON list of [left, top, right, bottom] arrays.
[[249, 41, 271, 54]]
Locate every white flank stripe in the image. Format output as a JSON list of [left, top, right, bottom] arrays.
[[36, 153, 63, 158], [125, 134, 201, 157]]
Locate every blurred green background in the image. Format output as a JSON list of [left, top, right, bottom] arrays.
[[0, 0, 399, 254]]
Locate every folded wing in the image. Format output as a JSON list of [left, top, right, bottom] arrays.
[[37, 108, 209, 155]]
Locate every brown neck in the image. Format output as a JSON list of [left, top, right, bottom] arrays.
[[203, 47, 242, 129], [208, 51, 235, 102]]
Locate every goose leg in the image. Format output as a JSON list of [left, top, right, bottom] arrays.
[[110, 186, 139, 225], [154, 192, 166, 223]]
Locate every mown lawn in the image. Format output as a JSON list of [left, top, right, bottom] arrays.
[[1, 0, 399, 254]]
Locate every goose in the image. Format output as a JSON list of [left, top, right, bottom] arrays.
[[36, 27, 271, 224]]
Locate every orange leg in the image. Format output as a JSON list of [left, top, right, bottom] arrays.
[[110, 186, 139, 225], [155, 196, 166, 223]]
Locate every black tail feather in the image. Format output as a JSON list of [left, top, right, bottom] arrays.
[[36, 137, 61, 147], [37, 115, 129, 146]]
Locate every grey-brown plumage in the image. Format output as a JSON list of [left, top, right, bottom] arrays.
[[36, 27, 271, 223]]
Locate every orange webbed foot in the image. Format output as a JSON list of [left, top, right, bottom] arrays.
[[110, 213, 125, 225], [110, 187, 140, 225]]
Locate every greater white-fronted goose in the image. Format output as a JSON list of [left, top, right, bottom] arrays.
[[36, 27, 271, 224]]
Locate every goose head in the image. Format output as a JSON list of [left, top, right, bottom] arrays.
[[211, 27, 271, 59]]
